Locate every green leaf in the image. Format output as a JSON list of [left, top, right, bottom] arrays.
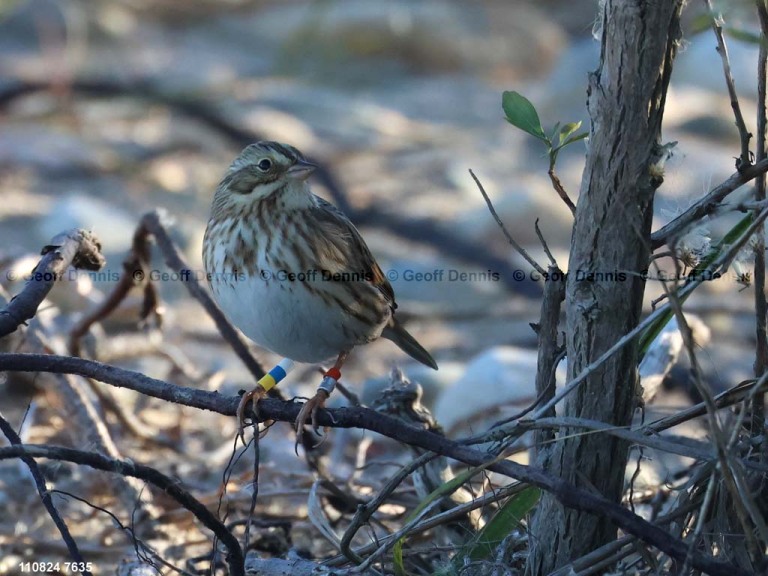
[[392, 459, 499, 572], [393, 540, 406, 576], [550, 130, 589, 166], [550, 121, 561, 143], [502, 91, 546, 141], [449, 486, 540, 571], [562, 131, 589, 147], [558, 121, 582, 145], [688, 13, 713, 35], [639, 213, 753, 354], [725, 27, 764, 45]]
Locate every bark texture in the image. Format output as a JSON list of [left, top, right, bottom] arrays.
[[527, 2, 683, 573]]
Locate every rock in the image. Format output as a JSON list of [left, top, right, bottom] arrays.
[[434, 346, 565, 436]]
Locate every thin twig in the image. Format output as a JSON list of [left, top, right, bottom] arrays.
[[50, 490, 180, 576], [548, 167, 577, 215], [704, 0, 753, 167], [520, 417, 767, 472], [651, 157, 768, 248], [0, 352, 750, 576], [0, 414, 90, 574], [0, 444, 244, 576], [329, 481, 530, 567], [644, 377, 765, 433], [340, 451, 438, 563], [534, 218, 558, 267], [348, 497, 444, 574], [69, 211, 266, 382], [244, 430, 260, 554], [489, 348, 565, 430], [469, 169, 546, 276], [730, 198, 768, 211], [666, 275, 768, 560]]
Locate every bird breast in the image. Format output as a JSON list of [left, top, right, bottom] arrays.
[[203, 218, 391, 363]]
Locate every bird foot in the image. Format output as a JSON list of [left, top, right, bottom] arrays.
[[294, 366, 341, 451], [295, 389, 329, 436], [236, 385, 268, 445]]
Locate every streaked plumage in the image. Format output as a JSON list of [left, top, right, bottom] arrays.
[[203, 141, 437, 435], [203, 141, 436, 369]]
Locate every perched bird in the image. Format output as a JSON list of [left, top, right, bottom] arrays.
[[202, 141, 437, 440]]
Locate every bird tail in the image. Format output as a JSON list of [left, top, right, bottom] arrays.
[[382, 319, 438, 370]]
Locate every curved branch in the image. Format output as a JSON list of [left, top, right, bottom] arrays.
[[0, 415, 90, 574], [0, 352, 747, 576], [68, 210, 266, 381], [0, 444, 244, 576], [0, 229, 104, 338], [140, 211, 267, 380]]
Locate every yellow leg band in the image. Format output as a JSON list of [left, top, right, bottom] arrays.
[[257, 359, 295, 392], [259, 374, 277, 392]]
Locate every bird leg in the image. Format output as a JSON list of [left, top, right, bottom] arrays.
[[236, 358, 295, 444], [236, 386, 267, 444], [295, 351, 348, 437]]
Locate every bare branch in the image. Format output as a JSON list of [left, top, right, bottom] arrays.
[[469, 169, 546, 276], [547, 167, 577, 215], [532, 266, 565, 455], [704, 0, 753, 167], [0, 229, 104, 338], [534, 218, 558, 267], [0, 352, 750, 576], [651, 157, 768, 249], [0, 414, 89, 574], [0, 444, 244, 576]]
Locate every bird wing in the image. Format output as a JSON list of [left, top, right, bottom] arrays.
[[310, 197, 397, 309]]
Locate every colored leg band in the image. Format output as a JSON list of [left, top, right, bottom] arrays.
[[259, 373, 278, 391], [258, 359, 295, 392], [325, 367, 342, 381], [318, 375, 338, 395]]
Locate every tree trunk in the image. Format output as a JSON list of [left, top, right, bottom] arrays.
[[526, 2, 684, 573]]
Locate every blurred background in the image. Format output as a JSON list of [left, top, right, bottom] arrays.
[[0, 0, 764, 435], [1, 0, 765, 440], [0, 0, 764, 566]]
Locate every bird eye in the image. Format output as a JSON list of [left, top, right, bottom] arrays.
[[257, 159, 272, 171]]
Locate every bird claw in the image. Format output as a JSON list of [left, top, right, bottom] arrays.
[[236, 385, 268, 445], [294, 389, 330, 449]]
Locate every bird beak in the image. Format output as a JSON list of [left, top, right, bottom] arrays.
[[287, 159, 317, 180]]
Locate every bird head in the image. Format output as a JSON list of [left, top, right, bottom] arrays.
[[213, 141, 317, 209]]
